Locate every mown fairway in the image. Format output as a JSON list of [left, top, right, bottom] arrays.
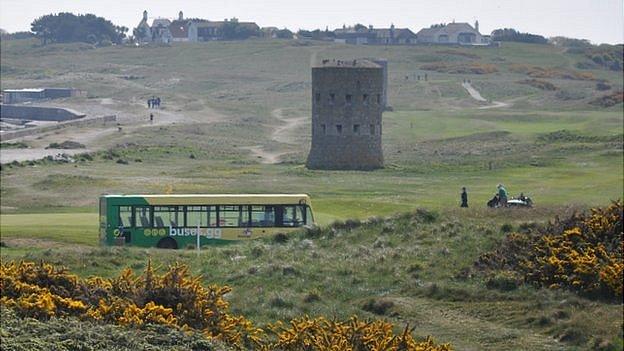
[[0, 39, 622, 219], [0, 38, 623, 350]]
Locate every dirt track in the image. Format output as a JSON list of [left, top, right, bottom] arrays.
[[461, 82, 510, 109], [242, 108, 307, 164]]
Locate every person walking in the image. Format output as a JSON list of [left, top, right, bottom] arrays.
[[460, 187, 468, 208], [149, 113, 154, 123], [497, 184, 508, 207], [147, 99, 151, 109]]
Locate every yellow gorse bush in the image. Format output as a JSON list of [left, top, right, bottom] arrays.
[[0, 260, 451, 350], [478, 201, 623, 299], [262, 316, 451, 351]]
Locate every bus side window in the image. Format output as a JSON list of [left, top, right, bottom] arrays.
[[219, 205, 250, 227], [154, 206, 182, 227], [186, 206, 217, 227], [118, 206, 133, 228], [251, 205, 275, 227], [134, 206, 152, 228]]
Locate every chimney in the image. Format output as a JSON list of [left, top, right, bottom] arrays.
[[475, 20, 479, 33], [179, 11, 183, 21]]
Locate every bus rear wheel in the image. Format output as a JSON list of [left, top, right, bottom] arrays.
[[156, 237, 178, 249]]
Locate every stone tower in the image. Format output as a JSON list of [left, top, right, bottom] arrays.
[[369, 58, 388, 108], [179, 11, 184, 21], [143, 10, 148, 22], [306, 59, 384, 170]]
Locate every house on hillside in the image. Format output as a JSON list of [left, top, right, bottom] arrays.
[[170, 12, 191, 42], [261, 27, 279, 38], [334, 29, 377, 44], [416, 21, 490, 45], [134, 10, 174, 43], [334, 25, 417, 45], [375, 25, 417, 45], [134, 10, 260, 43], [192, 21, 224, 41], [134, 10, 152, 43], [151, 18, 173, 44]]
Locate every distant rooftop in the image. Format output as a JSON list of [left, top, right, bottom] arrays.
[[313, 59, 381, 68]]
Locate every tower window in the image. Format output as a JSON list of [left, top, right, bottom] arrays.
[[353, 124, 360, 135], [376, 94, 381, 104], [336, 124, 342, 134], [345, 94, 352, 105], [329, 93, 335, 105], [370, 124, 375, 135], [315, 92, 321, 102], [321, 124, 326, 135], [362, 94, 368, 105]]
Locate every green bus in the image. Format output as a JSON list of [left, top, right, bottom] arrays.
[[99, 194, 315, 248]]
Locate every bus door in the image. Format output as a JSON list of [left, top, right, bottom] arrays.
[[115, 206, 133, 245]]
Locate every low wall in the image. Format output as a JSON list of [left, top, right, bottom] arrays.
[[0, 104, 86, 121], [0, 115, 116, 140]]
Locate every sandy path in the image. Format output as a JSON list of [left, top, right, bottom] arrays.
[[1, 94, 226, 161], [461, 82, 510, 109], [243, 108, 307, 164], [1, 97, 225, 163]]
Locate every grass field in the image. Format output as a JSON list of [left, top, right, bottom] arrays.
[[2, 209, 622, 350], [1, 38, 622, 350]]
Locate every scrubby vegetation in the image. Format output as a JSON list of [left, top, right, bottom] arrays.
[[508, 64, 596, 80], [536, 130, 623, 144], [434, 50, 480, 59], [2, 208, 622, 349], [585, 45, 623, 72], [0, 306, 231, 351], [0, 260, 451, 350], [420, 62, 498, 74], [45, 140, 86, 149], [477, 201, 623, 300], [0, 142, 28, 149], [588, 91, 624, 108], [517, 79, 558, 91]]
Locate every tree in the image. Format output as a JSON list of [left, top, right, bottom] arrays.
[[353, 23, 367, 32], [221, 17, 259, 40], [549, 36, 592, 48], [31, 12, 126, 45], [490, 28, 547, 44], [275, 28, 293, 39]]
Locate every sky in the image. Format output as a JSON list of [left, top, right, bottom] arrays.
[[0, 0, 622, 44]]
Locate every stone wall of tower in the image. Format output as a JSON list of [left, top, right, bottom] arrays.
[[306, 62, 384, 170], [370, 59, 388, 108]]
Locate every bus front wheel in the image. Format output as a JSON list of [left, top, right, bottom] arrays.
[[156, 237, 178, 249]]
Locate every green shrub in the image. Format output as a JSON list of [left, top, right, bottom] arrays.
[[361, 298, 395, 315], [485, 271, 521, 291]]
